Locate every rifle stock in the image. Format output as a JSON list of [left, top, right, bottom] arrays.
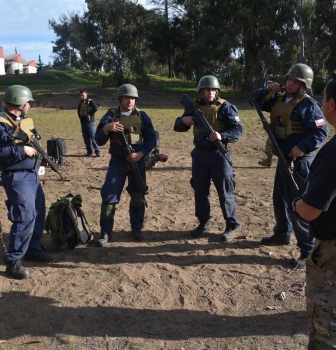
[[116, 131, 148, 207], [251, 97, 299, 190], [179, 94, 227, 155]]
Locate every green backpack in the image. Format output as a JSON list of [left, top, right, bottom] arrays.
[[45, 193, 93, 251]]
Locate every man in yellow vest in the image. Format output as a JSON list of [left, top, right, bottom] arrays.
[[95, 84, 156, 244], [174, 75, 243, 242], [0, 85, 52, 279], [248, 63, 329, 268], [77, 89, 100, 157]]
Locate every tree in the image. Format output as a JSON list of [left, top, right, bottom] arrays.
[[36, 55, 44, 73], [86, 0, 156, 83]]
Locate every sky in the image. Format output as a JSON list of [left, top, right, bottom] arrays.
[[0, 0, 147, 66], [0, 0, 88, 64]]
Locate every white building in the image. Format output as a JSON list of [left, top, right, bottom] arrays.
[[0, 47, 36, 75], [23, 60, 37, 74], [0, 47, 5, 75]]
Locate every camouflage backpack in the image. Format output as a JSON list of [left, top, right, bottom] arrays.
[[45, 193, 93, 251]]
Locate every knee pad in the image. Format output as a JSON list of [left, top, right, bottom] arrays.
[[130, 192, 144, 207], [100, 203, 116, 220]]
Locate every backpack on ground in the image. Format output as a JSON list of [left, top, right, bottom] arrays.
[[47, 137, 67, 165], [45, 193, 93, 251]]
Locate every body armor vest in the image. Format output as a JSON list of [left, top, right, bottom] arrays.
[[0, 113, 34, 145], [109, 108, 143, 145], [79, 99, 92, 117], [267, 93, 308, 139], [192, 98, 227, 136]]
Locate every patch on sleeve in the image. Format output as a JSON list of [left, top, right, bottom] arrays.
[[234, 116, 241, 122], [315, 118, 326, 127]]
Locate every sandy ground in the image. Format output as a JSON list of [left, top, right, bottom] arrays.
[[0, 91, 315, 349]]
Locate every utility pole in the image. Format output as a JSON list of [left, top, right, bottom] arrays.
[[69, 47, 71, 68], [300, 0, 305, 63]]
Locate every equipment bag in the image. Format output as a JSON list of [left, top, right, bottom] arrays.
[[45, 193, 93, 251], [47, 137, 67, 165]]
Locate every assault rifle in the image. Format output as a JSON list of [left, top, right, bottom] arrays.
[[117, 130, 148, 207], [11, 125, 65, 180], [179, 94, 227, 155], [251, 97, 299, 190]]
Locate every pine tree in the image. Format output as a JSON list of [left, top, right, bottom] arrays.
[[37, 55, 44, 73]]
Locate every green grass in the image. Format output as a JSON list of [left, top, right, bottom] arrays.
[[0, 70, 246, 99]]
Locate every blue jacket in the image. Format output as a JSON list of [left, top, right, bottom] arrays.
[[0, 111, 36, 172], [174, 97, 243, 148], [248, 88, 328, 157], [95, 107, 156, 156]]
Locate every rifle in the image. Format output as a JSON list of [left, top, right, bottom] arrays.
[[0, 220, 7, 253], [116, 130, 148, 207], [251, 97, 299, 190], [12, 126, 65, 180], [179, 94, 227, 155]]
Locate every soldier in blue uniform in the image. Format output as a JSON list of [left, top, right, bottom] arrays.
[[248, 63, 328, 268], [294, 73, 336, 349], [174, 75, 243, 242], [0, 85, 52, 280], [95, 84, 156, 245], [77, 89, 100, 157]]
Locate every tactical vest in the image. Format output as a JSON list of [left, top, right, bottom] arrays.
[[0, 113, 34, 145], [192, 98, 227, 137], [79, 99, 92, 117], [109, 108, 143, 145], [265, 92, 308, 139]]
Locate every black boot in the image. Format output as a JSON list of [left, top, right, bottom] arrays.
[[261, 234, 291, 246], [6, 260, 29, 280], [25, 248, 53, 262], [97, 233, 112, 247], [131, 229, 144, 241], [191, 220, 211, 238]]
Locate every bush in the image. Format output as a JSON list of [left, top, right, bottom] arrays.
[[312, 76, 326, 95]]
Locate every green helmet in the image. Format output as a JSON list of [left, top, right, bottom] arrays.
[[4, 85, 34, 105], [197, 75, 221, 93], [286, 63, 314, 89], [116, 84, 139, 99]]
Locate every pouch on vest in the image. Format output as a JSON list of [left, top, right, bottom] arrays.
[[45, 193, 93, 251]]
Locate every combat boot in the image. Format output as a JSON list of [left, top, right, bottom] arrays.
[[222, 227, 236, 242], [25, 248, 53, 263], [261, 234, 291, 246], [258, 155, 273, 167], [191, 220, 211, 238], [290, 252, 309, 269], [97, 233, 112, 247], [131, 229, 144, 241], [6, 260, 30, 280]]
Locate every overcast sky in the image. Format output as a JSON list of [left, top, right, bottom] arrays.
[[0, 0, 147, 65]]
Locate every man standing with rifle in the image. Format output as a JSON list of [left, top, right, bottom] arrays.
[[0, 85, 52, 279], [248, 63, 328, 269], [174, 75, 243, 242], [95, 84, 156, 245]]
